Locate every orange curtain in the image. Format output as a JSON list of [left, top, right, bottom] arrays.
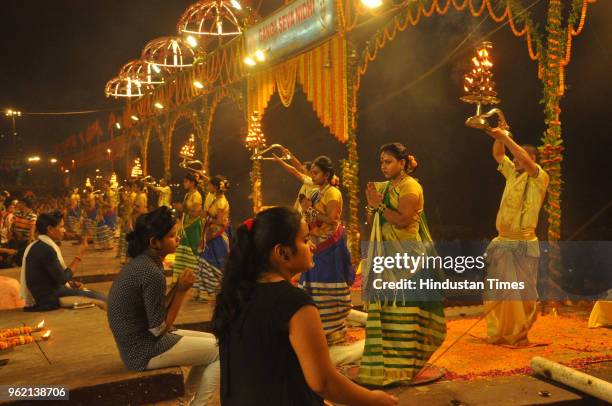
[[248, 35, 348, 143]]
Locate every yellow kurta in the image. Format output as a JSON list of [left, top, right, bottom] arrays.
[[375, 176, 423, 241], [70, 193, 80, 208], [203, 192, 229, 240], [183, 189, 202, 227], [496, 156, 549, 239], [155, 186, 172, 208], [108, 189, 119, 211], [133, 192, 148, 216], [293, 175, 317, 213], [486, 156, 550, 346], [310, 185, 342, 242]]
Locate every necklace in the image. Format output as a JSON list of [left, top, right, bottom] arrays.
[[391, 172, 407, 187]]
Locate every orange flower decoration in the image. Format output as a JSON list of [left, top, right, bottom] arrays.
[[408, 155, 418, 171]]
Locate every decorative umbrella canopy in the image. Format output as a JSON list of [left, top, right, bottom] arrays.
[[177, 0, 243, 41], [141, 37, 196, 68], [105, 76, 144, 98], [119, 60, 166, 86]]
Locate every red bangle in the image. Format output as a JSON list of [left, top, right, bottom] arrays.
[[74, 256, 82, 262]]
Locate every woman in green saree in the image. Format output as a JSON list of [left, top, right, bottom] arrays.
[[172, 173, 203, 287], [358, 142, 446, 387]]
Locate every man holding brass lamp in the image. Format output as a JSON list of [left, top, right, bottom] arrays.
[[484, 124, 549, 346]]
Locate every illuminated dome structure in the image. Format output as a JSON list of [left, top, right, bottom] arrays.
[[177, 0, 243, 49], [104, 76, 145, 98], [119, 60, 166, 86], [141, 37, 196, 69]]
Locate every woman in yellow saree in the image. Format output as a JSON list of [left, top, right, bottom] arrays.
[[359, 143, 446, 386]]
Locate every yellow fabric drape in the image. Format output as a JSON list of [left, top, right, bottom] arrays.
[[276, 61, 299, 107], [247, 35, 348, 143], [588, 301, 612, 329]]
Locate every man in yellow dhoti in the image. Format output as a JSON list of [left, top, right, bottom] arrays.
[[485, 127, 549, 346]]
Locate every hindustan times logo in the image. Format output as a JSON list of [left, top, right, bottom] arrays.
[[371, 253, 486, 274]]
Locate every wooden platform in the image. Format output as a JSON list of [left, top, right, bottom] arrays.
[[378, 365, 612, 406], [3, 244, 610, 405], [0, 307, 188, 405], [2, 304, 610, 406], [0, 242, 216, 406]]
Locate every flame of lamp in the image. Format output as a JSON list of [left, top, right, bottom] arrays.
[[179, 135, 196, 159], [131, 159, 143, 178], [461, 41, 503, 129]]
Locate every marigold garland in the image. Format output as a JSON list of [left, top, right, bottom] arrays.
[[350, 0, 544, 130], [536, 0, 594, 280]]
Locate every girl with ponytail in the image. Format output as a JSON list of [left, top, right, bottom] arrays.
[[212, 206, 397, 406], [108, 207, 219, 405]]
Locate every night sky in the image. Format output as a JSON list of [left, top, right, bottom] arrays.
[[0, 0, 610, 241]]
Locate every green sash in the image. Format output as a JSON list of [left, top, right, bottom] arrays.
[[180, 218, 202, 256]]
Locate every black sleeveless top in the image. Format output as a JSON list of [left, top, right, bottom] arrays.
[[220, 281, 324, 406]]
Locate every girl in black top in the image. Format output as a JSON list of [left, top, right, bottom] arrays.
[[212, 207, 397, 406]]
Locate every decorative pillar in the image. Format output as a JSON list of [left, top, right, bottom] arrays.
[[196, 97, 212, 176], [141, 125, 152, 176], [124, 131, 132, 178], [345, 40, 361, 264], [246, 110, 265, 214], [539, 0, 566, 287], [159, 118, 172, 181], [251, 160, 263, 214]]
